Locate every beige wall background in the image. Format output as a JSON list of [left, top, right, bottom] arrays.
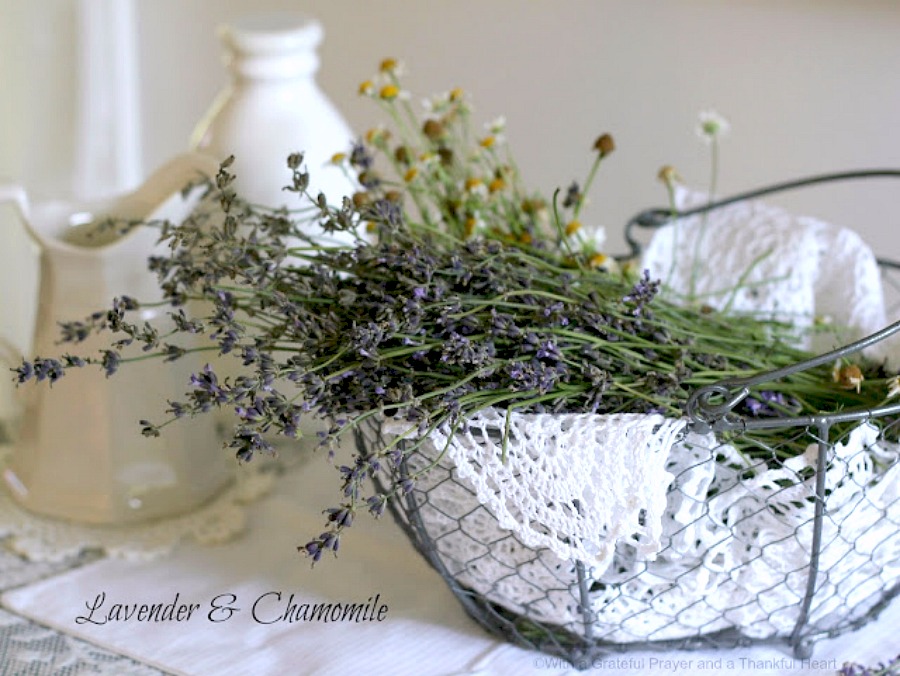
[[2, 0, 900, 256]]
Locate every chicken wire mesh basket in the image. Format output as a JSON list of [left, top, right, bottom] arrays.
[[356, 396, 900, 667], [353, 171, 900, 668]]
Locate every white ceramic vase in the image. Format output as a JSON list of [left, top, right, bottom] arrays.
[[191, 12, 357, 221]]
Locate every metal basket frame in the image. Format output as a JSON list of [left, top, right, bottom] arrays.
[[355, 169, 900, 669]]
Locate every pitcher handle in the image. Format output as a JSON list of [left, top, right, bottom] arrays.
[[0, 182, 38, 429], [0, 182, 31, 222], [122, 150, 221, 219]]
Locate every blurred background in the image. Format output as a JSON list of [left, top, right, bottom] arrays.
[[2, 0, 900, 257]]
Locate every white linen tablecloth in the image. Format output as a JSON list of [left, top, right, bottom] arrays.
[[1, 443, 898, 676]]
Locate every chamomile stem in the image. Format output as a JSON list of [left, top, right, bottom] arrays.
[[688, 136, 719, 303]]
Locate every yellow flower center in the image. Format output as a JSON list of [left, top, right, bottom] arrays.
[[330, 152, 347, 165], [379, 84, 400, 100], [521, 198, 546, 215], [488, 178, 506, 194], [379, 58, 398, 73], [658, 165, 679, 184], [422, 119, 445, 140], [479, 136, 495, 148], [833, 363, 864, 392], [404, 167, 419, 183], [464, 177, 483, 191], [449, 87, 464, 102], [565, 220, 582, 236], [589, 253, 608, 268], [358, 80, 375, 96], [593, 133, 615, 156]]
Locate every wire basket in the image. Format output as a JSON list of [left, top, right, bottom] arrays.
[[354, 171, 900, 668]]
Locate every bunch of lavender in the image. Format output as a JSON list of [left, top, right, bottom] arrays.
[[12, 62, 897, 562]]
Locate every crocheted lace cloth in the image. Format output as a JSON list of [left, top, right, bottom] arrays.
[[599, 425, 900, 642], [641, 187, 888, 357], [387, 409, 686, 571], [384, 414, 900, 643], [0, 456, 276, 562]]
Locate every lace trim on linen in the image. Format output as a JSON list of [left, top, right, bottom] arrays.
[[0, 608, 167, 676]]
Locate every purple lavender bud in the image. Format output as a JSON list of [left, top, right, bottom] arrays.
[[101, 350, 120, 377], [14, 361, 34, 383]]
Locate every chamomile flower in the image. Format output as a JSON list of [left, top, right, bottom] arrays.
[[479, 116, 507, 147], [588, 225, 607, 252], [423, 87, 470, 114], [418, 151, 439, 169], [887, 376, 900, 399], [379, 57, 406, 76], [593, 133, 615, 157], [833, 360, 864, 393], [364, 126, 391, 147], [488, 177, 506, 194], [379, 84, 402, 101], [463, 214, 485, 238], [422, 93, 450, 113], [589, 253, 609, 268], [579, 226, 614, 270], [657, 165, 681, 185], [422, 119, 446, 141], [464, 177, 488, 197], [696, 109, 730, 144]]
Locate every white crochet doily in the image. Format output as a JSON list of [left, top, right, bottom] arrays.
[[385, 411, 900, 643], [641, 186, 888, 356], [593, 424, 900, 643], [387, 408, 685, 570], [0, 459, 276, 563]]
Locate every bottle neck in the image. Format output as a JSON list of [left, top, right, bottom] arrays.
[[219, 13, 323, 82], [226, 51, 319, 81]]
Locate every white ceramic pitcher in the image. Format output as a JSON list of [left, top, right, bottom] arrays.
[[0, 151, 235, 525]]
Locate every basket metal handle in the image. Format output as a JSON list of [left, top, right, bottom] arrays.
[[621, 168, 900, 261], [686, 318, 900, 434]]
